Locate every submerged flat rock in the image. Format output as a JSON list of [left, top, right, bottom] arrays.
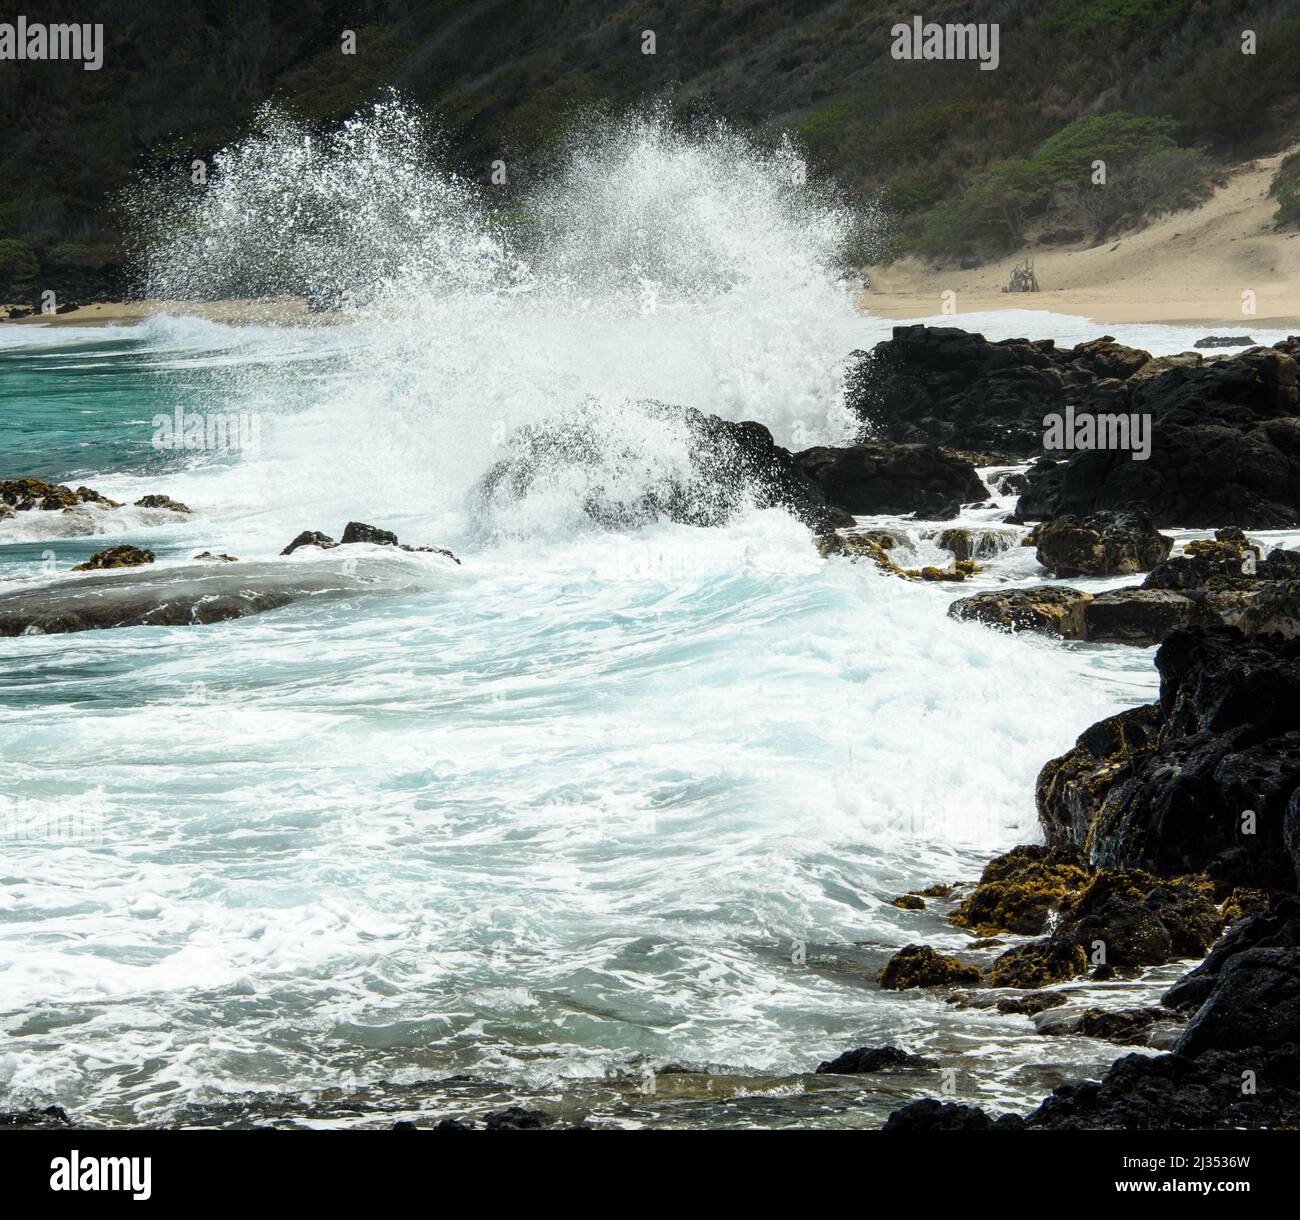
[[0, 552, 458, 636]]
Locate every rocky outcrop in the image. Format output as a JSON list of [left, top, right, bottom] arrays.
[[950, 539, 1300, 647], [1036, 628, 1300, 892], [475, 401, 853, 534], [281, 524, 460, 563], [0, 479, 189, 519], [844, 325, 1300, 528], [1164, 896, 1300, 1012], [794, 440, 987, 519], [1018, 344, 1300, 527], [843, 325, 1148, 457], [1034, 508, 1171, 577]]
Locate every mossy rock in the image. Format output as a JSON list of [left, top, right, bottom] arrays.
[[986, 938, 1088, 988], [816, 532, 906, 576], [890, 894, 925, 910], [0, 478, 78, 512], [134, 494, 192, 514], [1056, 869, 1222, 965], [879, 944, 981, 990], [72, 546, 156, 571], [951, 845, 1089, 935]]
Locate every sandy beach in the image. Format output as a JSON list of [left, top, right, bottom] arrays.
[[861, 146, 1300, 329]]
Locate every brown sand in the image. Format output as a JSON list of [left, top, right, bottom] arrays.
[[860, 146, 1300, 328]]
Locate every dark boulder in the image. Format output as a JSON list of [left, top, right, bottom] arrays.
[[341, 521, 398, 546], [815, 1046, 939, 1074], [1018, 344, 1300, 527], [1176, 947, 1300, 1058], [882, 1099, 1025, 1130], [475, 401, 852, 534], [134, 494, 192, 514], [1022, 1044, 1300, 1129], [1034, 508, 1171, 577], [843, 324, 1140, 457], [794, 440, 987, 519], [1164, 896, 1300, 1011], [1037, 627, 1300, 891], [282, 531, 337, 555]]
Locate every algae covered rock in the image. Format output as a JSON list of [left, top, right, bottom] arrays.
[[1035, 508, 1172, 577], [950, 845, 1089, 935], [948, 585, 1092, 638], [878, 944, 981, 990], [986, 938, 1088, 988], [71, 545, 156, 571]]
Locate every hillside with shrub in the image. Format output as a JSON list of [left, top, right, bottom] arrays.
[[1, 0, 1298, 303]]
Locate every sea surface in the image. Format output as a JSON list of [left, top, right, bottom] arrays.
[[1, 106, 1294, 1128]]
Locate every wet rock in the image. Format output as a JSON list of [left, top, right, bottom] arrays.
[[193, 551, 238, 562], [986, 938, 1088, 988], [341, 521, 398, 546], [1033, 1006, 1170, 1045], [73, 486, 122, 508], [1054, 870, 1222, 968], [482, 1106, 554, 1131], [133, 494, 191, 513], [1023, 1044, 1300, 1129], [281, 530, 337, 555], [934, 525, 1019, 562], [1, 477, 79, 512], [1080, 588, 1197, 645], [948, 585, 1092, 638], [844, 324, 1135, 457], [432, 1118, 480, 1131], [1176, 948, 1300, 1059], [1195, 336, 1256, 349], [1018, 343, 1300, 527], [1035, 508, 1172, 577], [0, 1105, 72, 1128], [889, 894, 925, 910], [815, 1045, 939, 1074], [878, 944, 981, 990], [882, 1099, 1025, 1131], [950, 845, 1089, 936], [1037, 627, 1300, 892], [1164, 896, 1300, 1012], [815, 531, 905, 575], [795, 440, 987, 520], [476, 401, 853, 534], [71, 545, 155, 571]]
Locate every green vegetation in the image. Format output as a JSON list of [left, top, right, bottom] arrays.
[[916, 113, 1214, 257], [0, 0, 1296, 301], [1273, 152, 1300, 226]]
